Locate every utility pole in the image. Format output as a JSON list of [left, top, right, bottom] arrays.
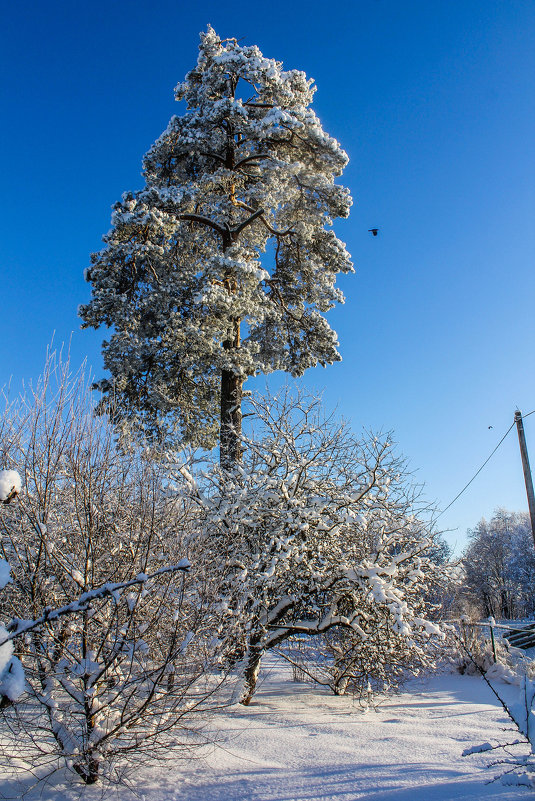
[[514, 409, 535, 549]]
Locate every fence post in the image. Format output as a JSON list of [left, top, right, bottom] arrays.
[[460, 614, 468, 648], [488, 616, 497, 663]]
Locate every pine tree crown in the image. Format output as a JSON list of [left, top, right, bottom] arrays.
[[80, 27, 353, 451]]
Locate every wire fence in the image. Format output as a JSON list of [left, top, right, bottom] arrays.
[[446, 617, 535, 662]]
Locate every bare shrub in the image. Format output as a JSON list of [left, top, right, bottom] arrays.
[[0, 352, 226, 787]]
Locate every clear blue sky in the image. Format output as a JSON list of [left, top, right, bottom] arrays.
[[1, 0, 534, 552]]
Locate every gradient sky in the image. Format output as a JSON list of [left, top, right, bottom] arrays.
[[1, 0, 534, 552]]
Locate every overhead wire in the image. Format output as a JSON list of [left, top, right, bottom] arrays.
[[434, 420, 517, 522]]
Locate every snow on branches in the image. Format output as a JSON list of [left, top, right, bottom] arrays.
[[180, 389, 448, 703], [0, 470, 23, 704], [0, 352, 228, 787], [0, 355, 449, 783], [0, 469, 21, 505], [80, 27, 352, 460]]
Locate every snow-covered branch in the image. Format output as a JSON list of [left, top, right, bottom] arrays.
[[1, 561, 190, 646]]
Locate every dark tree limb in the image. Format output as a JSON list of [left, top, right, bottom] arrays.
[[234, 153, 271, 169], [178, 213, 227, 237], [232, 208, 264, 238]]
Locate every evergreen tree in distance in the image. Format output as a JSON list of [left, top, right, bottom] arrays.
[[81, 27, 353, 467]]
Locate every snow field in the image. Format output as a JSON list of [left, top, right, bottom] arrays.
[[4, 654, 530, 801], [167, 657, 530, 801]]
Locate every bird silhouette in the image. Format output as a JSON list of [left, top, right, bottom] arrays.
[[368, 228, 379, 236]]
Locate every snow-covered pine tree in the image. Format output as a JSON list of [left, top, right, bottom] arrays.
[[80, 27, 352, 466]]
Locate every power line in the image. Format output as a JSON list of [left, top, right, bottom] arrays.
[[434, 421, 516, 522], [433, 409, 534, 524]]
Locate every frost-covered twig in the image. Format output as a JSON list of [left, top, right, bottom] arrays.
[[0, 560, 190, 646]]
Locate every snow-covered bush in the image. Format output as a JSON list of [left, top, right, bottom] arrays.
[[449, 617, 535, 687], [184, 388, 448, 704], [0, 353, 226, 787], [452, 621, 516, 679], [282, 608, 443, 702]]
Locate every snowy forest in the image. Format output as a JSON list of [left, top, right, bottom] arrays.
[[1, 25, 534, 801]]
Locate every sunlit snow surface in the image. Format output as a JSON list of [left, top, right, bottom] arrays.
[[1, 655, 531, 800]]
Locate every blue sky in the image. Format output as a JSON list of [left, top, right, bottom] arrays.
[[1, 0, 534, 552]]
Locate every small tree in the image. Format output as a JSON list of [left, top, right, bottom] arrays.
[[0, 354, 226, 788], [184, 389, 447, 704], [80, 27, 352, 467]]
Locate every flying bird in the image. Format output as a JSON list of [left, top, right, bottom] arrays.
[[368, 228, 379, 236]]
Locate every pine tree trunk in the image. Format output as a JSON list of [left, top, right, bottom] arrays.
[[220, 369, 242, 469], [240, 643, 263, 705], [220, 316, 243, 469]]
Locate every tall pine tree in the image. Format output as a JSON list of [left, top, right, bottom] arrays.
[[81, 27, 352, 466]]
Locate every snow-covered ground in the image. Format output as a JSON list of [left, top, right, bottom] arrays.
[[1, 655, 531, 800]]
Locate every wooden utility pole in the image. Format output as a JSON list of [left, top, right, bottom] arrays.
[[514, 409, 535, 549]]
